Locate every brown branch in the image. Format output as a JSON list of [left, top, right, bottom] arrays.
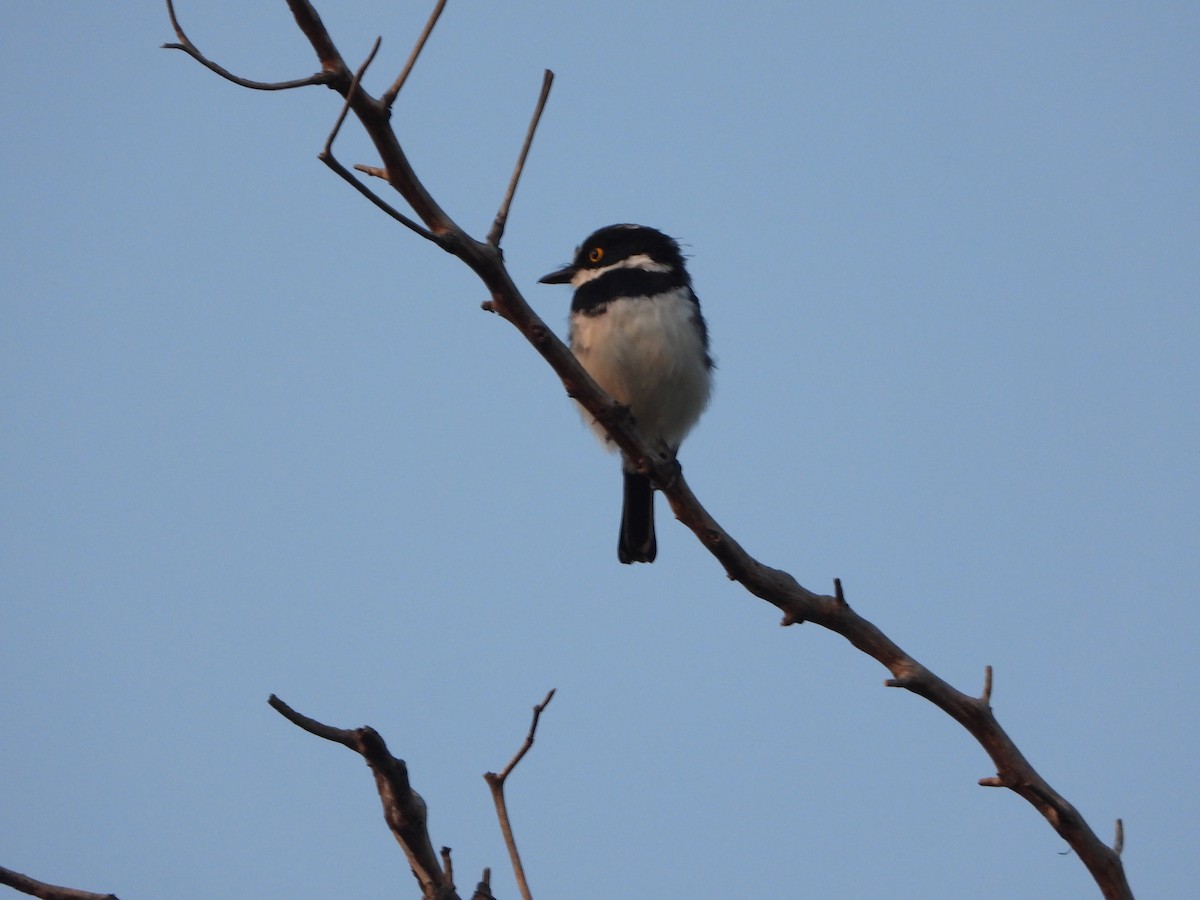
[[166, 0, 454, 233], [285, 0, 346, 77], [322, 36, 380, 152], [981, 664, 994, 704], [167, 3, 1133, 897], [279, 0, 454, 233], [487, 70, 555, 247], [0, 866, 118, 900], [318, 39, 437, 243], [267, 695, 459, 900], [381, 0, 449, 110], [484, 690, 556, 900], [162, 0, 331, 91], [469, 868, 494, 900]]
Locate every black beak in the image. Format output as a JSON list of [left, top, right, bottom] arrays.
[[538, 265, 575, 285]]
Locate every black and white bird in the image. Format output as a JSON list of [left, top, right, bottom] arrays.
[[539, 224, 713, 564]]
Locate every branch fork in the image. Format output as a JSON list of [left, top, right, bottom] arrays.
[[268, 691, 554, 900]]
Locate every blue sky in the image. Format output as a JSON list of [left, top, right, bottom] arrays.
[[3, 3, 1197, 898]]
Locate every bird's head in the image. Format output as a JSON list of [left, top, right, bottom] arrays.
[[539, 224, 686, 288]]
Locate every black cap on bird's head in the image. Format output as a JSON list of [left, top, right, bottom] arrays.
[[539, 224, 686, 285]]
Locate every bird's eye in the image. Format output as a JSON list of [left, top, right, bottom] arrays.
[[588, 247, 604, 263]]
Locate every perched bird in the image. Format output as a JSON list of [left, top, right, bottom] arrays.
[[539, 224, 713, 563]]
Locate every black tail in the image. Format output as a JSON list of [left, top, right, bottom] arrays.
[[619, 472, 657, 564]]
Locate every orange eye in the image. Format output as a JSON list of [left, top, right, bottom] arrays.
[[588, 247, 604, 263]]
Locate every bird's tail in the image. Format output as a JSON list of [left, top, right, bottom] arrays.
[[619, 471, 657, 564]]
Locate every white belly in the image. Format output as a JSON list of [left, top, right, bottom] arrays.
[[570, 288, 711, 451]]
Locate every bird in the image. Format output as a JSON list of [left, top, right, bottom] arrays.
[[539, 224, 713, 564]]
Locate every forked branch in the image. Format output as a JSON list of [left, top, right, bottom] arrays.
[[484, 690, 557, 900], [317, 37, 436, 242], [165, 3, 1133, 898], [268, 695, 458, 900], [162, 0, 331, 91]]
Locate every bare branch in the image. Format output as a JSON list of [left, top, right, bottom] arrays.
[[487, 70, 555, 247], [268, 693, 354, 746], [318, 40, 437, 243], [981, 664, 993, 704], [167, 3, 1134, 896], [322, 157, 437, 240], [381, 0, 449, 110], [284, 0, 348, 76], [833, 577, 847, 606], [283, 0, 454, 232], [322, 36, 382, 153], [162, 0, 331, 91], [484, 690, 556, 900], [268, 695, 458, 900], [1113, 818, 1125, 856], [0, 865, 118, 900], [495, 689, 556, 783], [470, 868, 494, 900]]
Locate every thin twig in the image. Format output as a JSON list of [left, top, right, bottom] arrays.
[[487, 70, 555, 247], [163, 0, 331, 91], [981, 664, 993, 704], [381, 0, 449, 109], [470, 868, 494, 900], [320, 156, 438, 241], [268, 693, 355, 746], [497, 688, 556, 781], [323, 37, 382, 155], [484, 690, 556, 900], [0, 865, 118, 900]]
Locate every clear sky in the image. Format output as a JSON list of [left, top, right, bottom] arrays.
[[3, 3, 1197, 898]]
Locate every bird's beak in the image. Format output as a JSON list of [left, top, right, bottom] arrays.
[[538, 265, 575, 285]]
